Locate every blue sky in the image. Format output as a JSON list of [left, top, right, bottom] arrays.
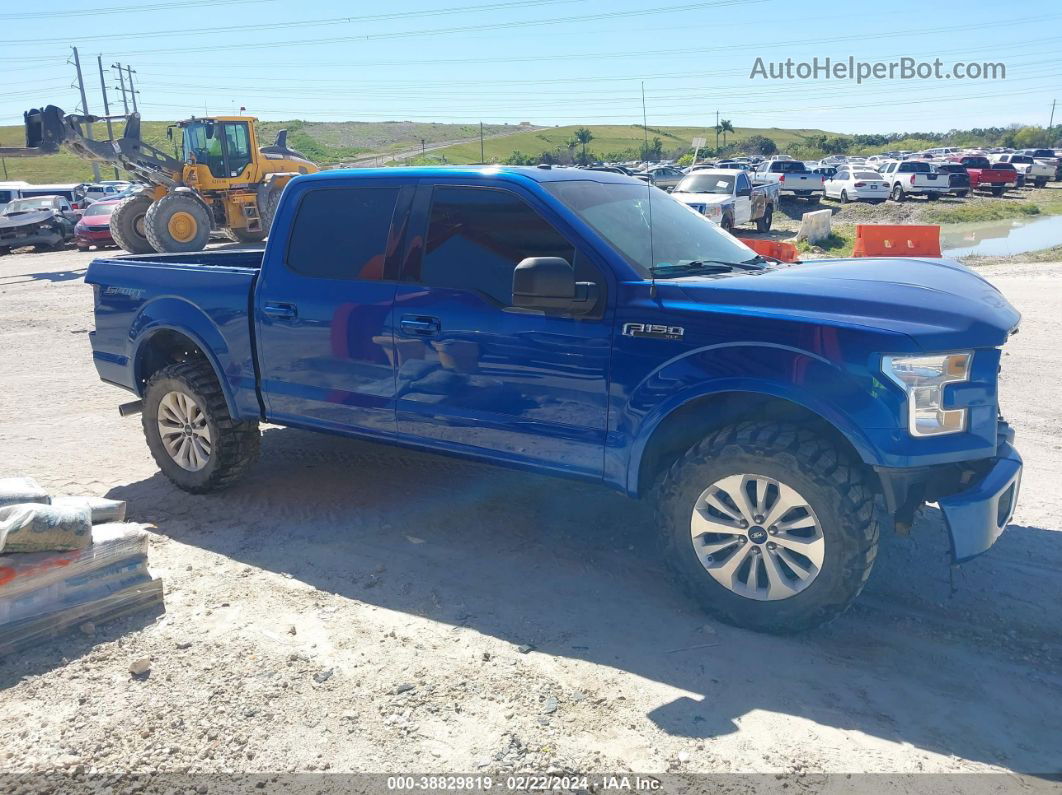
[[1, 0, 1058, 133]]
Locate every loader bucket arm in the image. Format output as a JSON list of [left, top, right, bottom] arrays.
[[0, 105, 183, 186]]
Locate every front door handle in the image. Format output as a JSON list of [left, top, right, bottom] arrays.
[[400, 316, 441, 336], [263, 301, 298, 319]]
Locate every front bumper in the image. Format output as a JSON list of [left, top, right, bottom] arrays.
[[938, 441, 1022, 563]]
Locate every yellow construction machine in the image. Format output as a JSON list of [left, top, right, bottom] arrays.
[[0, 106, 318, 253]]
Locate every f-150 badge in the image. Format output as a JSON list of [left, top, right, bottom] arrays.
[[623, 323, 684, 340]]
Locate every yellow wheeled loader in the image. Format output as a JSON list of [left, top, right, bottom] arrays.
[[0, 106, 318, 254]]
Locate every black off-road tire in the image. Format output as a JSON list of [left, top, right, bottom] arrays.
[[142, 361, 260, 493], [145, 193, 212, 253], [755, 205, 773, 233], [109, 193, 155, 254], [259, 189, 283, 236], [655, 421, 880, 633]]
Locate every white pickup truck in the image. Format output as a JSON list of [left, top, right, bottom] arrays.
[[877, 160, 949, 201], [751, 159, 824, 202], [670, 168, 780, 233], [991, 154, 1053, 188]]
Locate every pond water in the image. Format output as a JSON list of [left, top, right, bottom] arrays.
[[941, 214, 1062, 257]]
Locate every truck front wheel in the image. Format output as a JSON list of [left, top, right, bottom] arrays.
[[655, 422, 880, 633], [145, 193, 212, 253], [143, 361, 260, 493]]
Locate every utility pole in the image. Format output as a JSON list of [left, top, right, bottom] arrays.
[[97, 55, 120, 179], [480, 121, 485, 164], [113, 63, 129, 114], [72, 47, 101, 181], [1050, 99, 1057, 131], [715, 109, 720, 151], [125, 65, 138, 113], [421, 138, 426, 156]]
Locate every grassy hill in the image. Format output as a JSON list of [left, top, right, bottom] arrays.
[[426, 124, 847, 164], [0, 118, 533, 183]]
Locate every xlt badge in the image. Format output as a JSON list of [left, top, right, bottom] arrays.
[[623, 322, 684, 341]]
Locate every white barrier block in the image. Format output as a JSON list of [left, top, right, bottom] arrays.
[[796, 209, 832, 243]]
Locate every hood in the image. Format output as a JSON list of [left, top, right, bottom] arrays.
[[671, 257, 1020, 351], [671, 192, 729, 206], [0, 209, 57, 230]]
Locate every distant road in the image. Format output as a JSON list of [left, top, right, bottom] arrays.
[[344, 124, 544, 167]]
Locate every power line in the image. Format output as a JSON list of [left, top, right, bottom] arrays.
[[0, 0, 276, 21]]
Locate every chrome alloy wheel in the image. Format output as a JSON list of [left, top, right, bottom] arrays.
[[690, 474, 825, 601], [157, 390, 212, 472]]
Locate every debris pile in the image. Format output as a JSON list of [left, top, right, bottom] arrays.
[[0, 476, 163, 654]]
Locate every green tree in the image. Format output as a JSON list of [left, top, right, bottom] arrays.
[[717, 119, 735, 147], [574, 127, 595, 164], [504, 150, 537, 165], [741, 135, 777, 156], [1012, 126, 1050, 149]]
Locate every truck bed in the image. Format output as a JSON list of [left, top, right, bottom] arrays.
[[85, 248, 263, 420]]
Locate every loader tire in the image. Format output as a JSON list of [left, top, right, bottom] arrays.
[[145, 193, 212, 253], [143, 361, 260, 493], [259, 189, 283, 235], [229, 227, 267, 243], [109, 194, 155, 254]]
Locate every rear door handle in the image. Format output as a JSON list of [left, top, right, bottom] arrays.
[[400, 316, 441, 336], [263, 301, 298, 319]]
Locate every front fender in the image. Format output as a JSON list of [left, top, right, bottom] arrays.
[[620, 342, 898, 495], [129, 297, 246, 418]]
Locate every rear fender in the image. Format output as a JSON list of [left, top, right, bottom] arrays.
[[130, 297, 242, 417]]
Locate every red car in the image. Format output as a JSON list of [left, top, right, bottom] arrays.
[[74, 198, 121, 251]]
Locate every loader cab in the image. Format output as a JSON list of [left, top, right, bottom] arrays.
[[180, 118, 255, 181]]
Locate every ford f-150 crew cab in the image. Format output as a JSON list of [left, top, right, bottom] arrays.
[[669, 168, 779, 233], [85, 166, 1023, 633]]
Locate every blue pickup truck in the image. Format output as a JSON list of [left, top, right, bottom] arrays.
[[85, 166, 1022, 632]]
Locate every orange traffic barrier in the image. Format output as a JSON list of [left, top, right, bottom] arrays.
[[737, 238, 801, 263], [851, 224, 941, 258]]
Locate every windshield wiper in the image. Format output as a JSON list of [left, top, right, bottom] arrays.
[[651, 257, 768, 276]]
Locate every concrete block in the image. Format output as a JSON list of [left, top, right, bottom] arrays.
[[796, 209, 832, 243]]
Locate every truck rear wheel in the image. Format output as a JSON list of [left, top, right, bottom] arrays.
[[755, 205, 773, 232], [655, 422, 880, 633], [109, 194, 155, 254], [142, 361, 260, 493], [890, 185, 905, 202], [145, 193, 212, 253]]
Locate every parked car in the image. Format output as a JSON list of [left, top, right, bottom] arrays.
[[993, 154, 1053, 188], [0, 195, 78, 253], [930, 163, 971, 197], [78, 182, 131, 203], [641, 166, 685, 191], [951, 156, 1017, 196], [670, 168, 780, 233], [84, 165, 1023, 634], [811, 165, 838, 179], [752, 159, 824, 201], [877, 160, 949, 202], [0, 180, 32, 213], [15, 183, 89, 211], [74, 198, 122, 251], [1017, 149, 1061, 181], [823, 167, 889, 203]]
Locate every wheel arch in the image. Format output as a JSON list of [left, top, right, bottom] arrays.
[[629, 388, 879, 499], [131, 305, 239, 418]]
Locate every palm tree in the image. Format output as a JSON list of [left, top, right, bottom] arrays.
[[719, 119, 735, 147], [574, 127, 594, 163]]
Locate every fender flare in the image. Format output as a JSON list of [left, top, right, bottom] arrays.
[[129, 297, 240, 417]]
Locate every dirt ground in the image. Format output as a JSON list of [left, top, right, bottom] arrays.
[[0, 246, 1060, 782]]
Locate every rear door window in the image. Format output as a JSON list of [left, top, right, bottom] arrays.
[[286, 186, 400, 280]]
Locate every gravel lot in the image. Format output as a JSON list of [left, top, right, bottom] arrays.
[[0, 246, 1060, 783]]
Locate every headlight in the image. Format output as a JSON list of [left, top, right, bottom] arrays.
[[706, 204, 723, 220], [882, 352, 972, 437]]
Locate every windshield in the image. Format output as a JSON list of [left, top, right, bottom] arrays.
[[85, 202, 117, 217], [3, 198, 55, 213], [674, 174, 736, 194], [543, 180, 758, 278]]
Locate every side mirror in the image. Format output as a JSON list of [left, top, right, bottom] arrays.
[[512, 257, 598, 312]]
